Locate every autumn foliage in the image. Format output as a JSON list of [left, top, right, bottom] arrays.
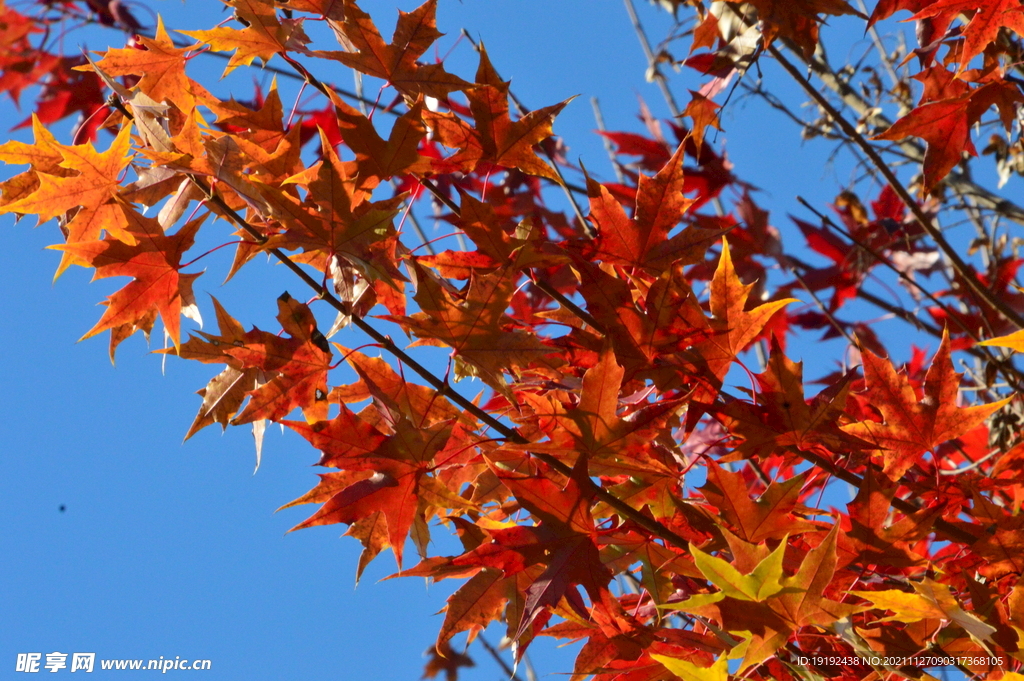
[[9, 0, 1024, 679]]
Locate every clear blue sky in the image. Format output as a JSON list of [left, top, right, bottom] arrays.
[[0, 1, 937, 679]]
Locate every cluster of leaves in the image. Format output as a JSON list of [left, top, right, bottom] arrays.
[[6, 0, 1024, 679]]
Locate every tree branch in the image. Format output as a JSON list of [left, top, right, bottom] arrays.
[[767, 43, 1024, 330]]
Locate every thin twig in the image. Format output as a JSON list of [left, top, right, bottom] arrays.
[[938, 447, 1002, 476], [623, 0, 681, 116], [785, 31, 1024, 224], [592, 97, 626, 183], [781, 256, 862, 349], [854, 0, 901, 88], [476, 635, 521, 681], [794, 448, 978, 544]]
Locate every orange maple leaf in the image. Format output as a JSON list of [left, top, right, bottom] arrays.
[[700, 461, 816, 542], [682, 90, 722, 154], [748, 0, 865, 57], [318, 0, 470, 99], [398, 264, 558, 394], [873, 80, 1024, 189], [0, 122, 134, 251], [711, 337, 871, 461], [175, 293, 333, 424], [912, 0, 1024, 70], [86, 17, 208, 112], [423, 46, 572, 182], [329, 90, 433, 187], [513, 348, 683, 480], [181, 0, 306, 76], [843, 329, 1010, 480], [264, 135, 407, 287], [583, 144, 721, 273], [283, 414, 457, 569], [666, 239, 795, 398], [53, 202, 203, 354]]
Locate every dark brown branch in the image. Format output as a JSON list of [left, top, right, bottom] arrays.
[[476, 635, 521, 681]]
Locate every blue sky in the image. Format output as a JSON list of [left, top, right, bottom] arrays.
[[0, 1, 948, 679]]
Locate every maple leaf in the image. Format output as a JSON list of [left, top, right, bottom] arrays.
[[15, 56, 108, 142], [175, 293, 333, 425], [981, 327, 1024, 352], [663, 239, 796, 397], [422, 641, 474, 681], [573, 238, 793, 397], [173, 297, 269, 469], [843, 329, 1010, 480], [336, 348, 466, 427], [873, 95, 974, 190], [0, 116, 69, 211], [424, 47, 572, 182], [769, 524, 861, 630], [181, 0, 306, 76], [434, 568, 512, 648], [911, 0, 1024, 70], [180, 298, 260, 433], [652, 653, 729, 681], [85, 17, 209, 112], [689, 538, 788, 602], [710, 337, 871, 461], [582, 144, 722, 273], [698, 461, 816, 542], [263, 134, 407, 286], [873, 81, 1024, 189], [668, 525, 859, 671], [52, 202, 203, 355], [708, 239, 796, 354], [567, 349, 660, 461], [329, 90, 433, 186], [851, 579, 998, 647], [843, 467, 932, 568], [398, 263, 558, 394], [419, 194, 567, 278], [512, 347, 683, 481], [481, 462, 613, 641], [317, 0, 470, 99], [682, 90, 722, 154], [0, 123, 134, 250], [283, 414, 457, 568], [204, 81, 307, 187], [746, 0, 866, 57]]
